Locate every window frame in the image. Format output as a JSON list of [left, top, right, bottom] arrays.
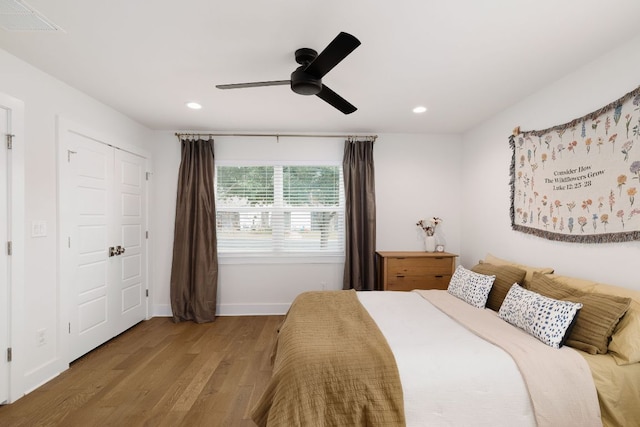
[[215, 160, 345, 264]]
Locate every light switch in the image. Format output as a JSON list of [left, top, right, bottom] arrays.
[[31, 220, 47, 237]]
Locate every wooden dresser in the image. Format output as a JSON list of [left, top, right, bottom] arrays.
[[376, 251, 458, 291]]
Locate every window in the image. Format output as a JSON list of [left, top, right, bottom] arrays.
[[215, 163, 345, 257]]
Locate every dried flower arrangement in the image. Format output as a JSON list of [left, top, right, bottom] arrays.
[[416, 217, 442, 237]]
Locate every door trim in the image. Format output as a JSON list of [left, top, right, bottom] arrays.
[[57, 117, 150, 365]]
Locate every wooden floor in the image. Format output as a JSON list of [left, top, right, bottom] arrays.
[[0, 315, 283, 427]]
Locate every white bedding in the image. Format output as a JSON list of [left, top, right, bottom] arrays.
[[357, 290, 536, 427]]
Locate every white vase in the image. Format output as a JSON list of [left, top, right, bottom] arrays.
[[424, 235, 436, 252]]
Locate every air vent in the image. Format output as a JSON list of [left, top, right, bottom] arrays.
[[0, 0, 62, 32]]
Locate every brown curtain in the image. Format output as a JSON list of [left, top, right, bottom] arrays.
[[343, 138, 377, 291], [170, 137, 218, 323]]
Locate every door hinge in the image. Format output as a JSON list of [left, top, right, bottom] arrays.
[[145, 230, 149, 239], [68, 323, 71, 334], [6, 134, 14, 149], [6, 241, 11, 256], [146, 289, 149, 297], [145, 172, 152, 181], [67, 150, 77, 162], [7, 347, 12, 362], [68, 236, 71, 248]]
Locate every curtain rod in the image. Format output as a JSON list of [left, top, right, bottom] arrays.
[[174, 132, 377, 141]]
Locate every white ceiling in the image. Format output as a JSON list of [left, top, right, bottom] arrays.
[[2, 0, 640, 134]]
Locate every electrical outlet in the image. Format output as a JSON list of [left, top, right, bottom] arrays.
[[37, 328, 46, 347]]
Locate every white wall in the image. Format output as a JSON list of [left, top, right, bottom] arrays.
[[148, 131, 180, 316], [375, 133, 462, 254], [0, 49, 152, 398], [148, 132, 463, 316], [460, 33, 640, 290]]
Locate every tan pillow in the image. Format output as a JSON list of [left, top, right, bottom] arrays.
[[527, 272, 574, 298], [483, 253, 554, 288], [589, 284, 640, 365], [544, 274, 598, 292], [471, 263, 526, 311], [529, 272, 631, 354]]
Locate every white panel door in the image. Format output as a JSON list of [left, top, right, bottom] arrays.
[[113, 149, 146, 334], [66, 132, 147, 362], [0, 104, 9, 403], [68, 134, 114, 361], [0, 93, 23, 403]]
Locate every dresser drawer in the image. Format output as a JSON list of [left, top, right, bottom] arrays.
[[387, 257, 453, 276], [387, 274, 452, 291]]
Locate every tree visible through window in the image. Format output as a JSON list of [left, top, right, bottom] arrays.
[[215, 164, 344, 255]]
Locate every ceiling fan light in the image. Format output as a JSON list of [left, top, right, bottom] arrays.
[[186, 102, 202, 110], [413, 106, 427, 114]]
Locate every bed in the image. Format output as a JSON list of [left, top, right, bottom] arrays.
[[251, 255, 640, 427]]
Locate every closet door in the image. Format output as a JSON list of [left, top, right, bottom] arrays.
[[66, 132, 147, 362], [113, 149, 146, 333], [68, 135, 115, 361]]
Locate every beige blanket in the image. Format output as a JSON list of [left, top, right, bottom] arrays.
[[416, 290, 602, 427], [251, 290, 405, 426]]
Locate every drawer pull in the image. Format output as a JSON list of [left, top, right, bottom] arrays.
[[395, 275, 405, 278], [435, 275, 444, 278]]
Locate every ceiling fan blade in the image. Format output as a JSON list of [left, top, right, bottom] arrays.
[[316, 84, 357, 114], [216, 80, 290, 89], [304, 32, 361, 79]]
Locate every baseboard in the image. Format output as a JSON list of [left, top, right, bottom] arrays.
[[217, 303, 290, 316], [152, 304, 173, 317], [152, 302, 290, 317]]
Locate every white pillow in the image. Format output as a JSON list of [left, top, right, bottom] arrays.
[[447, 265, 495, 308], [499, 283, 582, 349]]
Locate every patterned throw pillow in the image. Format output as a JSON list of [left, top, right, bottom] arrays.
[[499, 284, 582, 349], [447, 265, 496, 309]]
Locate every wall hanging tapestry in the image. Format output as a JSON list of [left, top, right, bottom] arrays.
[[510, 86, 640, 243]]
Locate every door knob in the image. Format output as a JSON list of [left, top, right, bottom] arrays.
[[116, 245, 126, 255], [109, 246, 117, 257]]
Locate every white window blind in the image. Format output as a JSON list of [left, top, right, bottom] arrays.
[[215, 164, 345, 256]]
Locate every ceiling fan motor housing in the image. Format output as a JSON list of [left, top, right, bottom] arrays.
[[291, 47, 322, 95], [290, 66, 322, 95]]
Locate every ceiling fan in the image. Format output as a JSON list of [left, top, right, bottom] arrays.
[[216, 32, 361, 114]]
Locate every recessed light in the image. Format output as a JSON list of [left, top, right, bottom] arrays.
[[186, 102, 202, 110], [413, 106, 427, 114]]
